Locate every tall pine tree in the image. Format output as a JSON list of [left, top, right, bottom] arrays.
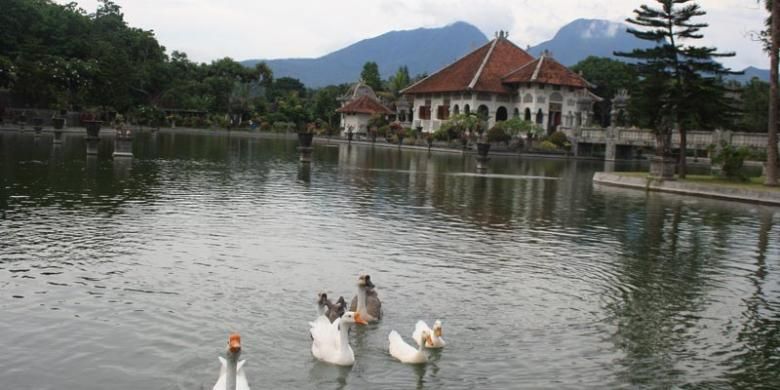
[[616, 0, 737, 178]]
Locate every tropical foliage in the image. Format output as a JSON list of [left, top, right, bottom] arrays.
[[615, 0, 737, 177]]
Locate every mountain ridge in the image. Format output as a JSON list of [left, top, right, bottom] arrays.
[[243, 20, 768, 87], [242, 22, 488, 88]]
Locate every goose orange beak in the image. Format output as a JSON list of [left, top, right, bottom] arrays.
[[229, 333, 241, 353], [427, 335, 434, 346], [354, 312, 368, 325]]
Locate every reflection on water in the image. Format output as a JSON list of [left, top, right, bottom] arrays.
[[1, 130, 779, 389]]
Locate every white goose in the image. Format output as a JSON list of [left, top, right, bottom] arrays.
[[309, 311, 367, 366], [388, 329, 431, 364], [413, 320, 446, 348], [213, 333, 250, 390]]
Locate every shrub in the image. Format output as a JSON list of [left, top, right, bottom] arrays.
[[711, 142, 749, 181], [433, 128, 449, 141], [538, 140, 559, 152], [272, 121, 292, 132], [377, 125, 390, 137], [546, 131, 568, 148], [487, 126, 511, 144]]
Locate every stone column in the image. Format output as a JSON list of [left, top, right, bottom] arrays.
[[568, 126, 581, 157], [604, 127, 617, 161]]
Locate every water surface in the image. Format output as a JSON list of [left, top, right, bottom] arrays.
[[1, 130, 779, 389]]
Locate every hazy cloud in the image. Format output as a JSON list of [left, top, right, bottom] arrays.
[[61, 0, 768, 69]]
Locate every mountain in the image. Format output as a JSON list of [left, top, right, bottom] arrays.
[[528, 19, 656, 66], [242, 22, 488, 88], [730, 66, 770, 83], [243, 19, 770, 87]]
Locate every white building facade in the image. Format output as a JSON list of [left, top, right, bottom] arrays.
[[403, 33, 599, 134]]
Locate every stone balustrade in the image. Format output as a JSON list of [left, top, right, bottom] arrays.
[[562, 126, 777, 160]]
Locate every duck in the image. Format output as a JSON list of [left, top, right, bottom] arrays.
[[317, 292, 347, 323], [349, 274, 382, 322], [213, 333, 250, 390], [309, 311, 368, 366], [388, 329, 431, 364], [413, 320, 446, 348]]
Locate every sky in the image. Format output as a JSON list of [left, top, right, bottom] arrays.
[[60, 0, 769, 69]]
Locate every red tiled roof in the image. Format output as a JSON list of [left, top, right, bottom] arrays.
[[402, 37, 534, 95], [502, 55, 589, 88], [336, 95, 393, 115]]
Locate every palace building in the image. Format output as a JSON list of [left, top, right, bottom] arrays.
[[402, 31, 601, 134]]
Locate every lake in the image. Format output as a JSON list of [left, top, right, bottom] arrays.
[[1, 129, 779, 389]]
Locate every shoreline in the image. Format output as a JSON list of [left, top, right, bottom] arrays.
[[0, 126, 767, 167], [593, 172, 780, 206]]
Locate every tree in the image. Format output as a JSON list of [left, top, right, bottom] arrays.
[[311, 84, 348, 128], [767, 0, 779, 185], [571, 57, 639, 127], [734, 78, 770, 132], [616, 0, 737, 178], [386, 65, 411, 97], [268, 77, 306, 101], [360, 61, 382, 91]]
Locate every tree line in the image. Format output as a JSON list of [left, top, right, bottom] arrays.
[[0, 0, 773, 162], [0, 0, 418, 131]]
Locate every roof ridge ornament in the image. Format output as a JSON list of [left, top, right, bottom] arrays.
[[494, 30, 509, 39]]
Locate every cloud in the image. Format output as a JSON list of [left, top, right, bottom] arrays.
[[582, 20, 621, 39], [60, 0, 768, 69]]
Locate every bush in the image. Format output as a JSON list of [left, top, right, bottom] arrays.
[[487, 127, 511, 144], [272, 121, 292, 133], [538, 140, 560, 152], [432, 128, 449, 141], [711, 142, 749, 181], [211, 115, 229, 129], [546, 131, 568, 148]]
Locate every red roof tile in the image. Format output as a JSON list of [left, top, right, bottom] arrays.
[[503, 55, 589, 88], [336, 95, 393, 115], [402, 37, 534, 95]]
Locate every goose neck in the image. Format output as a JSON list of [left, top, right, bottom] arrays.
[[356, 287, 367, 315], [226, 353, 239, 390], [338, 321, 351, 351]]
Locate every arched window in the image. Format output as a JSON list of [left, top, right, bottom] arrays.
[[524, 108, 532, 122], [523, 94, 534, 103], [453, 104, 460, 115], [477, 105, 489, 121], [513, 108, 520, 118], [550, 92, 564, 102], [464, 104, 471, 115], [536, 109, 544, 125], [495, 107, 508, 122]]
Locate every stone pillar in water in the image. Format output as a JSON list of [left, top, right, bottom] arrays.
[[113, 129, 134, 158], [604, 127, 617, 162], [84, 120, 103, 156]]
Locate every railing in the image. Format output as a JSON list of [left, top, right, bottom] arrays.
[[572, 127, 773, 150]]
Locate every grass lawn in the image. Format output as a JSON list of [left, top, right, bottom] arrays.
[[614, 172, 780, 193]]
